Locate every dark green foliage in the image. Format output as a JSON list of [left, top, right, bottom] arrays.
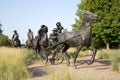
[[0, 35, 11, 46], [0, 22, 11, 46], [0, 22, 3, 35], [72, 0, 120, 48]]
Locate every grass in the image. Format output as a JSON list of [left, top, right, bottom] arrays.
[[0, 47, 30, 80], [67, 48, 90, 58], [50, 67, 71, 80], [49, 66, 109, 80], [96, 49, 109, 59], [0, 46, 120, 80], [110, 49, 120, 72], [22, 48, 42, 63], [68, 48, 120, 72], [96, 49, 120, 72]]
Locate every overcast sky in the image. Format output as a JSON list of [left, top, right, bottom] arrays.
[[0, 0, 80, 43]]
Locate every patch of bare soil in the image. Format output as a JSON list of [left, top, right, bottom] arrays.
[[27, 56, 120, 80]]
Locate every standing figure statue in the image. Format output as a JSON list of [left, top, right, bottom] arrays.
[[12, 30, 19, 41], [56, 22, 64, 33], [26, 29, 33, 49], [12, 30, 21, 47], [27, 29, 33, 42], [49, 28, 58, 47]]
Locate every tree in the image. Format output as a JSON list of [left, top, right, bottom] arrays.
[[72, 0, 120, 49], [0, 22, 11, 46], [0, 35, 11, 46], [0, 22, 2, 35]]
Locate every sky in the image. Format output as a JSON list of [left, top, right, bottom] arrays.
[[0, 0, 80, 44]]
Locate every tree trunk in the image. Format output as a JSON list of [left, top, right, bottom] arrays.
[[106, 43, 110, 53]]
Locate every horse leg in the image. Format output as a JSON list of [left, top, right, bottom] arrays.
[[34, 47, 39, 58], [57, 45, 65, 64], [39, 47, 45, 61], [87, 46, 97, 65], [40, 47, 49, 64], [61, 45, 70, 66], [51, 47, 61, 64], [50, 50, 57, 65], [73, 46, 82, 69], [50, 44, 64, 64], [44, 49, 49, 64]]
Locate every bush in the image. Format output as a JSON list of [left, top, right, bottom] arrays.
[[0, 35, 11, 46]]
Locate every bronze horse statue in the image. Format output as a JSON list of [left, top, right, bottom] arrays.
[[11, 39, 21, 47], [34, 25, 49, 63], [52, 11, 98, 69], [25, 39, 34, 49]]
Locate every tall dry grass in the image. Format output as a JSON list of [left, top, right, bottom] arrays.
[[0, 47, 30, 80]]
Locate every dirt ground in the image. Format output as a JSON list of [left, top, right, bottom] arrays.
[[27, 56, 120, 80]]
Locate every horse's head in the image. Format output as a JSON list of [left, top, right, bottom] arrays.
[[84, 11, 98, 23]]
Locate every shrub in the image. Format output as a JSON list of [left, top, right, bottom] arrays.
[[0, 35, 11, 46]]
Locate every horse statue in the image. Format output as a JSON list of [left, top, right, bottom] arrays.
[[11, 39, 21, 47], [11, 30, 21, 47], [52, 11, 98, 69], [34, 25, 49, 63], [25, 39, 34, 49]]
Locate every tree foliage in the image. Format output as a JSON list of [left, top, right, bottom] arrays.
[[0, 35, 11, 46], [0, 22, 2, 35], [0, 22, 11, 46], [72, 0, 120, 49]]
